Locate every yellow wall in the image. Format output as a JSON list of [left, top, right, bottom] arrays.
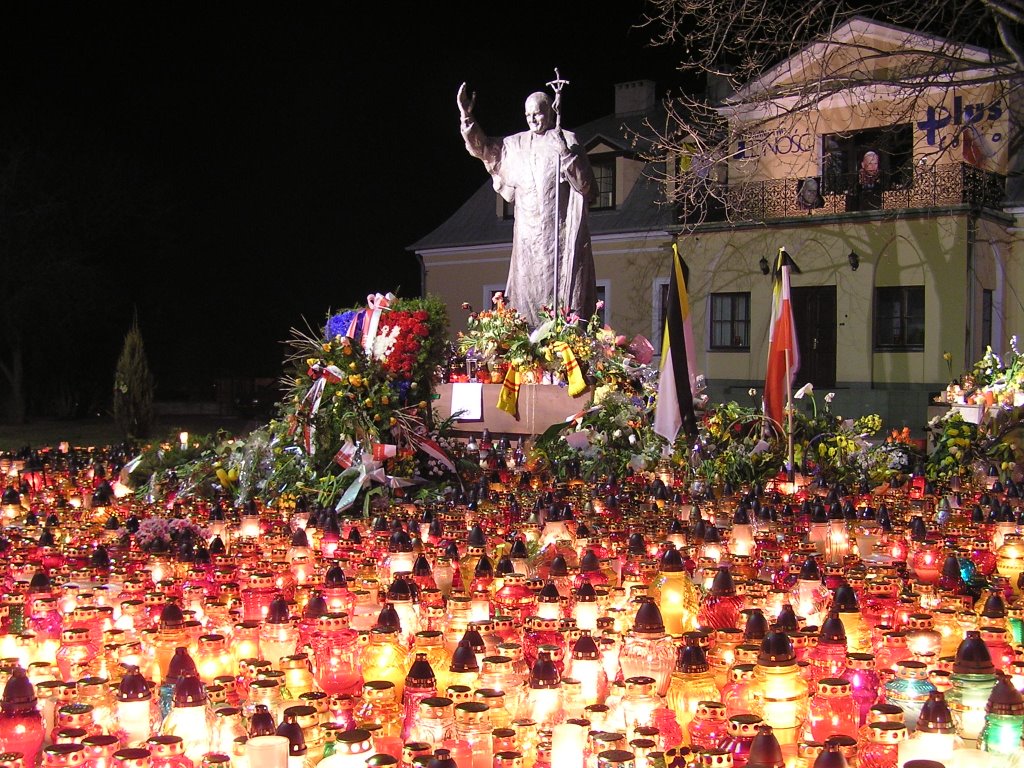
[[422, 232, 674, 340], [671, 215, 974, 385], [421, 247, 512, 327]]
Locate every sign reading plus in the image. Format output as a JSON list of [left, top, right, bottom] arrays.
[[917, 95, 1003, 150]]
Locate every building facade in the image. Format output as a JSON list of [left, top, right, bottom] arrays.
[[411, 18, 1022, 431]]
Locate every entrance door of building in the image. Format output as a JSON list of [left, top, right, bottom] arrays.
[[791, 286, 837, 388]]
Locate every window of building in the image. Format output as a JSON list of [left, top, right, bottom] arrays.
[[710, 292, 751, 350], [821, 124, 914, 209], [482, 284, 507, 311], [591, 156, 615, 210], [874, 286, 925, 350], [982, 288, 994, 352]]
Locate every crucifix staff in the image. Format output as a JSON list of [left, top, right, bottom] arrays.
[[546, 68, 569, 315]]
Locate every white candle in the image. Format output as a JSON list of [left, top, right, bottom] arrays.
[[246, 735, 289, 768]]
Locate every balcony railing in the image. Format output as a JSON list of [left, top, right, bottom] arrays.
[[687, 163, 1005, 223]]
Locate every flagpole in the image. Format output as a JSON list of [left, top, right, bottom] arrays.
[[785, 347, 794, 483]]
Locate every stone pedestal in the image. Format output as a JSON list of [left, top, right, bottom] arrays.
[[434, 383, 587, 436]]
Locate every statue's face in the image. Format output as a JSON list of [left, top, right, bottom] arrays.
[[525, 95, 552, 134]]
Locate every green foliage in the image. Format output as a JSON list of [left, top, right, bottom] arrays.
[[926, 407, 1024, 482], [113, 316, 155, 440], [127, 429, 239, 501], [694, 399, 785, 486]]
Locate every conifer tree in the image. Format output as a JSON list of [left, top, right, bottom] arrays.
[[113, 314, 155, 440]]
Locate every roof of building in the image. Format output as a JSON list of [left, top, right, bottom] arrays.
[[409, 97, 677, 252]]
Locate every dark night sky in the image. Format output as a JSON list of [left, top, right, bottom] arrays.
[[1, 3, 688, 399]]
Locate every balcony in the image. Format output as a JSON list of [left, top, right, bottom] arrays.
[[691, 163, 1005, 223]]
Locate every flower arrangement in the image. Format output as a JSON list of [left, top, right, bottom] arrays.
[[375, 309, 436, 380], [457, 294, 610, 381], [943, 336, 1024, 407], [927, 336, 1024, 482], [926, 407, 1022, 482], [457, 293, 533, 367], [691, 398, 785, 487], [126, 430, 243, 503], [126, 293, 459, 513], [843, 426, 921, 487], [251, 293, 464, 511], [532, 386, 664, 481], [324, 297, 448, 383], [132, 515, 209, 554]]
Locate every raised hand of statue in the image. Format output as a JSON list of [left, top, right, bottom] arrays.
[[457, 82, 476, 120]]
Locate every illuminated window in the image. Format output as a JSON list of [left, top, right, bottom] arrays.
[[821, 124, 913, 209]]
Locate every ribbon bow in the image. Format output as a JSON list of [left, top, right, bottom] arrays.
[[362, 292, 396, 355], [336, 454, 387, 512], [334, 452, 417, 512]]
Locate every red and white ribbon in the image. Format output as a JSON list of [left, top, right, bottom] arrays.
[[303, 363, 345, 418], [334, 438, 359, 468], [300, 363, 344, 454], [361, 292, 396, 355]]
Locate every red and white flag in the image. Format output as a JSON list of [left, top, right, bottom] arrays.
[[763, 247, 800, 427]]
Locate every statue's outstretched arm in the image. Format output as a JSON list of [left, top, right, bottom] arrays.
[[457, 82, 476, 122]]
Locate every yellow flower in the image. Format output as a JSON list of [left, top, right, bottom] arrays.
[[943, 351, 953, 362], [348, 375, 363, 387]]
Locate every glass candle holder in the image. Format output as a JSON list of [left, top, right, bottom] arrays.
[[806, 678, 859, 743], [979, 672, 1024, 759], [884, 661, 935, 731], [688, 701, 728, 751], [859, 722, 906, 768]]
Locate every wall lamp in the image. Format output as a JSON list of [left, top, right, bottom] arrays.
[[848, 251, 860, 271], [759, 255, 770, 275]]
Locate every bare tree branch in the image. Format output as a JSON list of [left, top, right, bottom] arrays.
[[635, 0, 1024, 228]]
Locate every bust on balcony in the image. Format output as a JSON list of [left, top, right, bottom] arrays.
[[796, 178, 824, 210], [847, 149, 885, 210]]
